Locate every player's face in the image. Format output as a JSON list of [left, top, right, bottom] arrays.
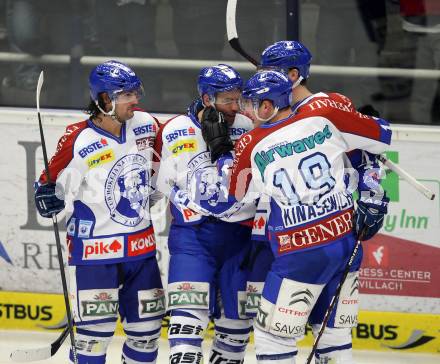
[[239, 97, 262, 126], [214, 90, 241, 125], [258, 100, 276, 121], [114, 91, 140, 121], [240, 98, 274, 127], [239, 102, 257, 124]]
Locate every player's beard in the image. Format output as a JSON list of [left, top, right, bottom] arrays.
[[113, 107, 134, 123], [223, 112, 237, 125]]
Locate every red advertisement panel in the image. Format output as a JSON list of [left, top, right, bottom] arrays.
[[359, 234, 440, 298]]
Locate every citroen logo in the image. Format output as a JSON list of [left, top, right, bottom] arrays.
[[289, 289, 314, 306]]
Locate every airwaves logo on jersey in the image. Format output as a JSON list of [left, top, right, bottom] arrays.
[[254, 125, 332, 177], [105, 154, 150, 227], [78, 138, 109, 158]]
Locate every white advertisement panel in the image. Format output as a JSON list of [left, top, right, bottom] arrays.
[[359, 136, 440, 313]]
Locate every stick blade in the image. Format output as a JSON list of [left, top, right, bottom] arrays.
[[36, 71, 44, 111], [10, 347, 52, 362], [226, 0, 238, 41], [10, 327, 68, 362], [229, 38, 259, 66]]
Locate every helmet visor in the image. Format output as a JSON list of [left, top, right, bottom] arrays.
[[113, 84, 145, 104], [257, 65, 289, 74], [214, 89, 241, 106], [215, 95, 240, 106], [238, 96, 257, 114]]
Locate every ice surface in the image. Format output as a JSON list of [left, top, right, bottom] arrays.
[[0, 330, 438, 364]]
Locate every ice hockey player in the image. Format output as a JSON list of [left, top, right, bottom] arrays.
[[34, 60, 165, 364], [154, 64, 256, 364], [241, 40, 390, 322], [202, 68, 392, 363], [259, 40, 389, 244]]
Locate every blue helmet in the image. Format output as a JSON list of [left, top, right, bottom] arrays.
[[89, 60, 143, 102], [261, 41, 312, 79], [242, 70, 293, 109], [197, 64, 243, 98]]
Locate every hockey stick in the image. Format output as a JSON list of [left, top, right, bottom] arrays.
[[226, 0, 258, 66], [377, 155, 435, 200], [305, 230, 364, 364], [10, 326, 70, 362], [11, 71, 78, 363], [225, 0, 435, 201]]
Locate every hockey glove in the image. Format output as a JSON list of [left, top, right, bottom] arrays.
[[201, 106, 234, 163], [34, 182, 65, 218], [353, 195, 389, 241], [357, 104, 380, 118]]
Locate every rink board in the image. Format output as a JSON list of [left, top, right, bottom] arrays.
[[0, 109, 439, 354], [0, 291, 438, 354], [0, 109, 439, 315]]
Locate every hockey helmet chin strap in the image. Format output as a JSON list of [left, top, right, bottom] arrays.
[[292, 75, 304, 89], [287, 75, 303, 108], [207, 95, 217, 110], [95, 99, 123, 124]]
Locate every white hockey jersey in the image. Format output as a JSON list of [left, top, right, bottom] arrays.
[[154, 110, 256, 225], [38, 110, 158, 265], [227, 96, 392, 257]]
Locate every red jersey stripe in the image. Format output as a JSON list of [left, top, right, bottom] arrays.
[[39, 120, 89, 184]]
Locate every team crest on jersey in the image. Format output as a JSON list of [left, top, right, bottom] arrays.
[[187, 151, 225, 207], [105, 154, 150, 227]]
